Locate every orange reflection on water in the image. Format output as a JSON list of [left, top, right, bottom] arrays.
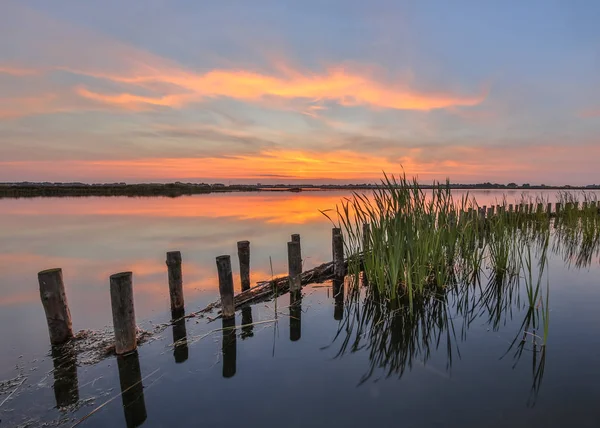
[[2, 192, 349, 224]]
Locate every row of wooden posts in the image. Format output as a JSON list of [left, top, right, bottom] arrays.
[[38, 200, 597, 353], [38, 228, 348, 354]]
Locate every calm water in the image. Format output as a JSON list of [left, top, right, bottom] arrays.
[[1, 190, 600, 427]]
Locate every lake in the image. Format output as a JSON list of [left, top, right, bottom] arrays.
[[1, 189, 600, 427]]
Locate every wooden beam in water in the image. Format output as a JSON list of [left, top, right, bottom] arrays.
[[38, 268, 73, 345]]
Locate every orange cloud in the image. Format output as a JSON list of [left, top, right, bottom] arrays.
[[75, 67, 485, 112]]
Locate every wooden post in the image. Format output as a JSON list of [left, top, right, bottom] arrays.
[[490, 205, 495, 216], [547, 202, 552, 216], [362, 223, 371, 252], [110, 272, 137, 355], [38, 268, 73, 345], [288, 241, 302, 292], [556, 202, 561, 214], [166, 251, 184, 312], [332, 228, 345, 279], [216, 256, 235, 318], [237, 241, 251, 292], [291, 234, 301, 244], [537, 203, 543, 214], [509, 204, 514, 213], [529, 203, 534, 214]]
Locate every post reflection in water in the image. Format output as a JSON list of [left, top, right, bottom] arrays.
[[171, 309, 189, 364], [117, 351, 148, 428], [222, 317, 237, 378], [289, 290, 302, 341], [332, 278, 344, 321], [51, 344, 79, 408], [241, 306, 254, 339]]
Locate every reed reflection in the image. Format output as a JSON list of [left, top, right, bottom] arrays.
[[289, 290, 302, 341], [221, 317, 237, 378], [117, 351, 147, 428], [171, 309, 189, 363], [51, 343, 79, 408]]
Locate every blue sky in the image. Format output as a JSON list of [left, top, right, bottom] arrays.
[[1, 0, 599, 184]]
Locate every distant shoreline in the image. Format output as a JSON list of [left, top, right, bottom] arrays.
[[1, 182, 599, 198]]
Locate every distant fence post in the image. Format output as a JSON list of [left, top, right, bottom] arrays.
[[110, 272, 137, 355], [555, 202, 562, 214], [216, 256, 235, 318], [363, 223, 371, 256], [288, 241, 302, 292], [237, 241, 251, 292], [166, 251, 184, 312], [38, 268, 73, 345], [509, 204, 513, 213], [332, 228, 345, 279], [547, 202, 552, 216]]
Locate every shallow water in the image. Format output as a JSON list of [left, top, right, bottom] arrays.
[[1, 190, 599, 427]]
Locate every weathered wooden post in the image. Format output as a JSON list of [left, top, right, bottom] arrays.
[[166, 251, 184, 312], [555, 202, 562, 214], [547, 202, 552, 216], [363, 223, 371, 252], [216, 256, 235, 318], [490, 205, 495, 216], [110, 272, 137, 355], [529, 203, 534, 214], [237, 241, 250, 292], [332, 228, 345, 279], [509, 204, 514, 213], [38, 268, 73, 345], [288, 240, 302, 292], [291, 234, 301, 244], [537, 203, 543, 214]]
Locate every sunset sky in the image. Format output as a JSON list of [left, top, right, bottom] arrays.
[[1, 1, 599, 185]]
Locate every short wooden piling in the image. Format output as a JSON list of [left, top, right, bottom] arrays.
[[556, 202, 562, 214], [110, 272, 137, 355], [166, 251, 184, 312], [547, 202, 552, 216], [363, 223, 371, 251], [291, 234, 301, 244], [332, 228, 345, 279], [237, 241, 251, 292], [509, 204, 514, 213], [216, 256, 235, 318], [38, 268, 73, 345], [288, 240, 302, 292], [537, 203, 543, 214]]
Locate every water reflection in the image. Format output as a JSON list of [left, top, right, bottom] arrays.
[[51, 343, 79, 408], [332, 279, 344, 321], [241, 306, 254, 340], [221, 317, 237, 378], [171, 309, 189, 364], [289, 290, 302, 341], [117, 351, 147, 428]]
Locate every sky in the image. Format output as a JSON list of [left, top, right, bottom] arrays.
[[0, 0, 599, 185]]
